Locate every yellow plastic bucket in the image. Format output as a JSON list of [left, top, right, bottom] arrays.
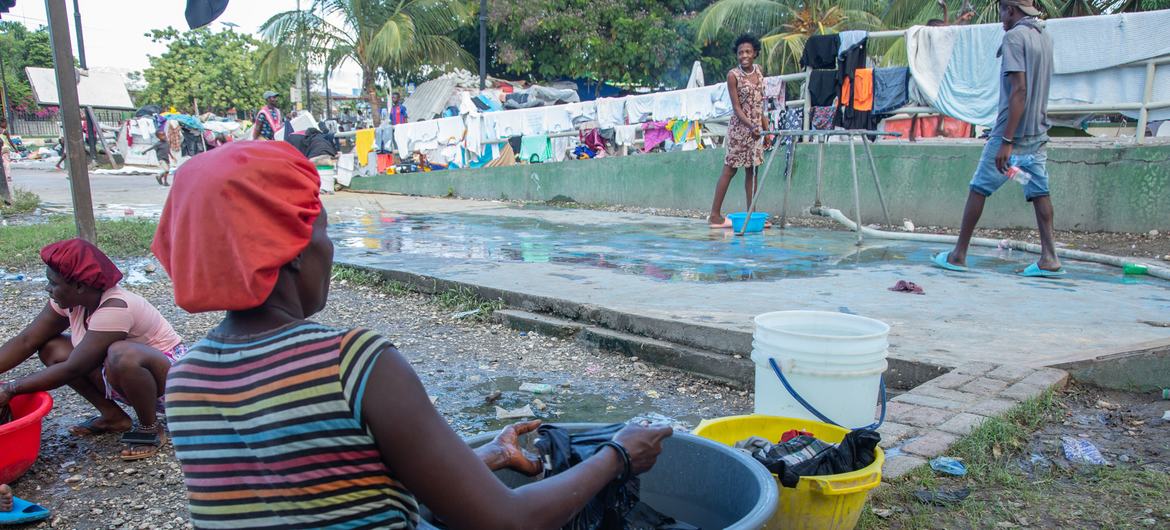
[[693, 415, 884, 530]]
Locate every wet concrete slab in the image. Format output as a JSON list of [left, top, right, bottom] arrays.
[[329, 196, 1170, 370]]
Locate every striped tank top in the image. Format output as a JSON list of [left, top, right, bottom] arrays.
[[166, 322, 420, 529]]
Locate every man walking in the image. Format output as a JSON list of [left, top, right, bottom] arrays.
[[933, 0, 1062, 277]]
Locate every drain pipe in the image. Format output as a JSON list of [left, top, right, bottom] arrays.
[[809, 206, 1170, 281]]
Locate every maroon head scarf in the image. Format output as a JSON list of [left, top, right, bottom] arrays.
[[40, 238, 123, 290]]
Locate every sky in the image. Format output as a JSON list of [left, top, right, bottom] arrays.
[[3, 0, 365, 93]]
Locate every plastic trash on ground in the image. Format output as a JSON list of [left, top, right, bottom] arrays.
[[929, 456, 968, 476], [913, 487, 970, 506], [1061, 436, 1108, 465], [518, 382, 554, 394], [495, 405, 534, 420]]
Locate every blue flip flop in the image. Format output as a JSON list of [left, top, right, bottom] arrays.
[[0, 496, 51, 526], [1021, 263, 1067, 278], [931, 251, 969, 272]]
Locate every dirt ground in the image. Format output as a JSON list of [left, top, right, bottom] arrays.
[[1, 263, 749, 530]]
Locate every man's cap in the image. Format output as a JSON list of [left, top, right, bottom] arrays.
[[1003, 0, 1041, 16], [263, 91, 279, 100]]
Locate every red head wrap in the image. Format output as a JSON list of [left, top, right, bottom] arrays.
[[40, 238, 123, 290], [151, 141, 321, 313]]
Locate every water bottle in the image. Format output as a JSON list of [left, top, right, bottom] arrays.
[[1005, 154, 1034, 185]]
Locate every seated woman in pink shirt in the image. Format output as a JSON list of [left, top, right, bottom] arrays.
[[0, 239, 185, 461]]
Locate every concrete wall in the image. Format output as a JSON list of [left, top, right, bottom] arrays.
[[351, 141, 1170, 233]]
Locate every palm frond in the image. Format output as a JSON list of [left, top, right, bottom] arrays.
[[695, 0, 792, 44]]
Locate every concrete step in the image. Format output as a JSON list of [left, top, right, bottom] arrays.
[[495, 309, 752, 388]]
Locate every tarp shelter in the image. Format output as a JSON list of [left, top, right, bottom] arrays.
[[26, 67, 135, 110], [403, 77, 459, 122]]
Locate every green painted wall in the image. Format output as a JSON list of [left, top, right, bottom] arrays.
[[351, 142, 1170, 233]]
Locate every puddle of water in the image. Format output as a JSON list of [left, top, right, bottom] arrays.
[[330, 212, 1168, 288], [433, 374, 701, 435]]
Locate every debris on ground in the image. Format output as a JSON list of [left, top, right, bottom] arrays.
[[913, 487, 971, 506], [929, 456, 968, 476], [519, 382, 554, 394], [484, 390, 503, 404], [450, 309, 481, 319], [496, 405, 535, 420], [1062, 436, 1108, 465], [888, 280, 925, 295]]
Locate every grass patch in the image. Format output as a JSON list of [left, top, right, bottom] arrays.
[[1, 188, 41, 216], [331, 265, 412, 296], [435, 285, 505, 322], [0, 216, 157, 269], [860, 390, 1170, 529]]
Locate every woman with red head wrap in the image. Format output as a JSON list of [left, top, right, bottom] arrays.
[[0, 238, 185, 461], [155, 141, 672, 529]]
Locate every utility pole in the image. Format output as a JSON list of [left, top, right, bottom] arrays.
[[72, 0, 86, 69], [478, 0, 487, 91], [46, 0, 97, 241]]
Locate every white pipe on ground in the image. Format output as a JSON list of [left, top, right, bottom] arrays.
[[810, 206, 1170, 281]]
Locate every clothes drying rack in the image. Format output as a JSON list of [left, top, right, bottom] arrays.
[[742, 129, 902, 244]]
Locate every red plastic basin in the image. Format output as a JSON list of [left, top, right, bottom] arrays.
[[0, 391, 54, 484]]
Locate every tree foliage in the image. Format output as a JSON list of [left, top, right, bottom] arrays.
[[260, 0, 474, 125], [139, 27, 293, 114], [0, 22, 55, 112], [486, 0, 710, 90]]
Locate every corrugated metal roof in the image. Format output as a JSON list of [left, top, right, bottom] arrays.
[[403, 77, 458, 122]]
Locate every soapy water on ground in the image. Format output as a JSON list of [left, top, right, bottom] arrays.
[[330, 211, 1170, 288]]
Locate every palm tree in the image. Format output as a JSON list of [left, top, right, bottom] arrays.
[[695, 0, 1166, 75], [260, 0, 474, 125], [694, 0, 882, 74]]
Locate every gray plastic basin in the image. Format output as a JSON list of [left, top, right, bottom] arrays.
[[463, 423, 778, 529]]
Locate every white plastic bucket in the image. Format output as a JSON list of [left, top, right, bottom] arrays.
[[317, 168, 336, 194], [751, 310, 889, 429]]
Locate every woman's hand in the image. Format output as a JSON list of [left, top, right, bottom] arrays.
[[612, 422, 673, 475], [478, 419, 544, 476]]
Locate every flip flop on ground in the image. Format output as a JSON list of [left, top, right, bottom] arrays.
[[708, 218, 733, 229], [930, 251, 969, 272], [119, 425, 167, 461], [0, 485, 51, 526], [69, 416, 131, 437], [1020, 263, 1067, 278]]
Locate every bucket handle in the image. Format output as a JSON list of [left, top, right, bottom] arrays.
[[768, 357, 886, 431], [806, 471, 882, 496]]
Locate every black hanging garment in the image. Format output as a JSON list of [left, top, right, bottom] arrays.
[[535, 424, 697, 530], [807, 70, 840, 107], [835, 37, 874, 130], [800, 34, 841, 70], [179, 126, 205, 157]]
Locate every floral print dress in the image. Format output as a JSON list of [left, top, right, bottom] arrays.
[[725, 64, 765, 168]]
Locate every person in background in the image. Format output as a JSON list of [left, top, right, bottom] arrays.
[[0, 117, 13, 191], [154, 141, 672, 529], [252, 91, 284, 141], [934, 0, 1061, 276], [389, 92, 408, 125], [707, 33, 771, 229], [151, 131, 171, 186], [0, 239, 186, 461]]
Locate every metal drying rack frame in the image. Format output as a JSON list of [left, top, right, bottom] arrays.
[[742, 129, 903, 243]]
